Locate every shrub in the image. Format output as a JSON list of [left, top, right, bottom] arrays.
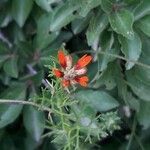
[[0, 0, 150, 149]]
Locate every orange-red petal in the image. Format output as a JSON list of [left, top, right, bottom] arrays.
[[58, 50, 67, 68], [75, 76, 89, 87], [75, 54, 92, 69], [53, 68, 63, 78], [62, 79, 70, 87]]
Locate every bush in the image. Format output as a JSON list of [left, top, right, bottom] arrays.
[[0, 0, 150, 149]]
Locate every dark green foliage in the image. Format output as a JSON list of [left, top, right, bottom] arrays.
[[0, 0, 150, 149]]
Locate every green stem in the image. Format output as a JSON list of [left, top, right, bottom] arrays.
[[134, 134, 145, 150], [0, 99, 52, 113], [126, 115, 137, 150]]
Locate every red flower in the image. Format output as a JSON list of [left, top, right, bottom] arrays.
[[53, 50, 92, 87]]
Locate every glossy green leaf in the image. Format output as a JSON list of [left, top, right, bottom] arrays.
[[136, 15, 150, 37], [0, 83, 26, 128], [133, 0, 150, 21], [86, 13, 108, 46], [3, 56, 18, 78], [118, 33, 142, 70], [74, 90, 119, 112], [109, 9, 134, 39], [23, 106, 45, 142], [12, 0, 33, 27]]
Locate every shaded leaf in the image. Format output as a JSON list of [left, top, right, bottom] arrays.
[[74, 90, 119, 112], [137, 101, 150, 129], [101, 0, 114, 14], [133, 0, 150, 21], [79, 0, 101, 17], [109, 9, 134, 39], [23, 106, 45, 142], [94, 62, 118, 90], [136, 15, 150, 37], [35, 13, 59, 50], [3, 56, 18, 78], [0, 55, 9, 68], [86, 13, 108, 46], [71, 12, 93, 35], [126, 70, 150, 101], [134, 66, 150, 86], [118, 33, 142, 70], [0, 83, 26, 128], [100, 32, 119, 71], [35, 0, 51, 12], [12, 0, 33, 27], [50, 3, 78, 31]]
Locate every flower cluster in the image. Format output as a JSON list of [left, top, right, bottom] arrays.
[[53, 50, 92, 87]]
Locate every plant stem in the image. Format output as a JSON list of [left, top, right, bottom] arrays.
[[126, 115, 137, 150], [0, 99, 52, 113]]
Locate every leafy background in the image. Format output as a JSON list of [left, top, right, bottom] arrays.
[[0, 0, 150, 149]]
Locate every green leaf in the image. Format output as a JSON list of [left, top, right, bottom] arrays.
[[137, 101, 150, 129], [78, 0, 101, 17], [71, 12, 93, 35], [126, 70, 150, 101], [109, 9, 134, 39], [35, 0, 51, 12], [0, 55, 9, 68], [0, 83, 26, 128], [23, 106, 45, 142], [101, 0, 113, 14], [74, 90, 119, 112], [139, 33, 150, 65], [12, 0, 33, 27], [118, 33, 142, 70], [86, 13, 108, 46], [133, 0, 150, 21], [134, 66, 150, 86], [126, 92, 140, 112], [94, 62, 118, 90], [100, 32, 119, 71], [35, 13, 59, 50], [0, 41, 9, 54], [136, 15, 150, 37], [3, 56, 18, 78], [50, 3, 78, 31]]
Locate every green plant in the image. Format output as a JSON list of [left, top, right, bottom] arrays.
[[0, 0, 150, 149]]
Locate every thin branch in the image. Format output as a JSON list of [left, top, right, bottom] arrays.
[[0, 30, 12, 48], [126, 115, 137, 150], [0, 99, 52, 113]]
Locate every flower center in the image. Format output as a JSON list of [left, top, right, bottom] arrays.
[[63, 68, 76, 80]]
